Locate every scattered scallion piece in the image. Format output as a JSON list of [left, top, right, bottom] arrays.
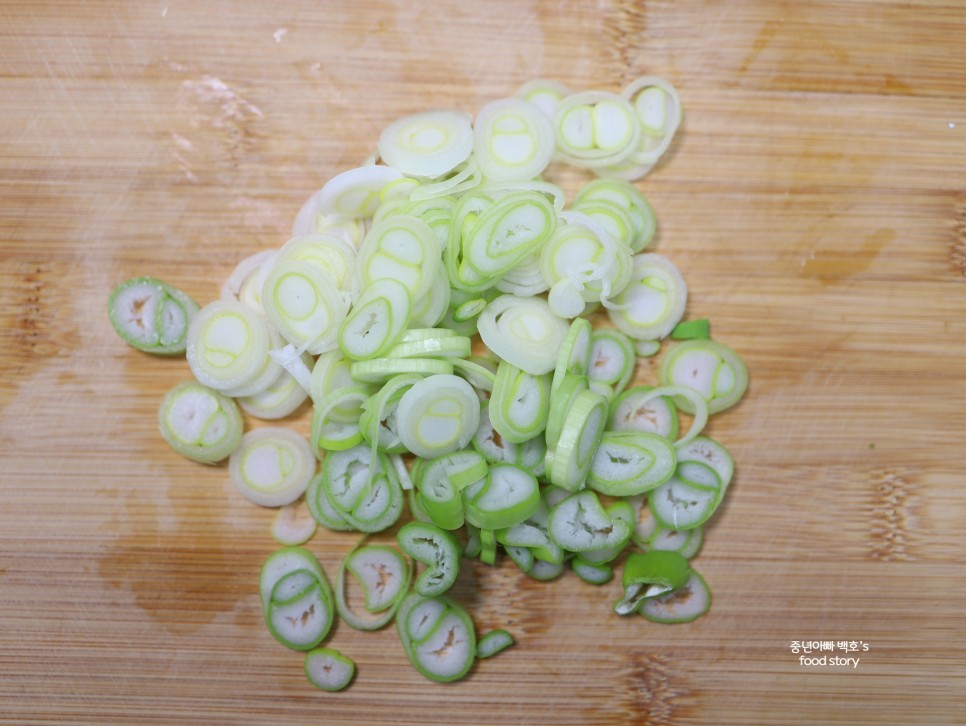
[[304, 647, 356, 691], [108, 277, 199, 355]]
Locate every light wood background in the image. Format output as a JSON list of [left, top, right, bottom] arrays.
[[1, 1, 964, 723]]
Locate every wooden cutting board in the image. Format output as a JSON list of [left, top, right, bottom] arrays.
[[2, 1, 964, 723]]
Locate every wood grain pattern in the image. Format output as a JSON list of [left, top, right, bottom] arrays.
[[2, 1, 964, 723]]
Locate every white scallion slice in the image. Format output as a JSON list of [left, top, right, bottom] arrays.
[[476, 629, 515, 659], [462, 464, 540, 531], [477, 294, 569, 376], [608, 385, 679, 439], [548, 389, 608, 492], [547, 490, 632, 553], [262, 260, 348, 355], [620, 76, 682, 166], [607, 253, 687, 341], [304, 648, 356, 691], [109, 277, 200, 355], [378, 109, 474, 178], [220, 251, 277, 314], [229, 427, 316, 507], [587, 328, 636, 399], [396, 374, 481, 459], [276, 233, 357, 292], [473, 97, 555, 182], [336, 543, 411, 630], [459, 191, 556, 284], [272, 499, 318, 545], [639, 569, 711, 624], [658, 339, 749, 414], [186, 300, 274, 394], [355, 215, 441, 300], [240, 350, 311, 420], [554, 91, 641, 168], [572, 178, 656, 253], [339, 279, 412, 361], [158, 381, 243, 464], [516, 78, 571, 118], [588, 431, 677, 497], [317, 165, 404, 219], [488, 361, 551, 443]]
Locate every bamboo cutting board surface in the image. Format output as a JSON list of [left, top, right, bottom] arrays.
[[1, 1, 964, 723]]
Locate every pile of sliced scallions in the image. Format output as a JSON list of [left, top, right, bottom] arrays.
[[108, 74, 748, 690]]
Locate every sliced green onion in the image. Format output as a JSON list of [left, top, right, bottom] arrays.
[[317, 165, 404, 218], [408, 157, 482, 201], [379, 109, 474, 178], [488, 362, 551, 443], [396, 593, 477, 683], [304, 648, 355, 691], [548, 389, 608, 492], [648, 472, 720, 531], [671, 318, 711, 340], [358, 373, 422, 454], [321, 443, 404, 533], [305, 471, 355, 532], [458, 191, 556, 286], [409, 267, 451, 329], [230, 427, 316, 508], [310, 388, 368, 454], [577, 499, 636, 565], [551, 318, 592, 397], [476, 629, 515, 659], [614, 550, 690, 616], [545, 373, 588, 451], [108, 276, 200, 355], [186, 300, 274, 394], [608, 385, 679, 439], [547, 490, 632, 553], [239, 356, 310, 420], [339, 279, 412, 361], [396, 374, 481, 459], [676, 436, 734, 499], [572, 558, 614, 585], [262, 260, 348, 355], [659, 339, 749, 414], [516, 78, 570, 118], [272, 499, 318, 545], [588, 431, 677, 497], [259, 547, 334, 651], [221, 250, 277, 315], [648, 525, 704, 559], [554, 91, 641, 168], [276, 233, 357, 293], [349, 357, 454, 385], [336, 543, 411, 631], [635, 340, 662, 357], [497, 498, 564, 564], [397, 521, 462, 597], [413, 449, 488, 531], [620, 76, 682, 167], [452, 356, 498, 395], [157, 381, 243, 464], [525, 559, 566, 581], [462, 464, 540, 530], [607, 253, 687, 341], [572, 178, 656, 252], [477, 294, 569, 376], [355, 216, 440, 300], [640, 569, 711, 624], [587, 328, 636, 399], [473, 97, 555, 182]]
